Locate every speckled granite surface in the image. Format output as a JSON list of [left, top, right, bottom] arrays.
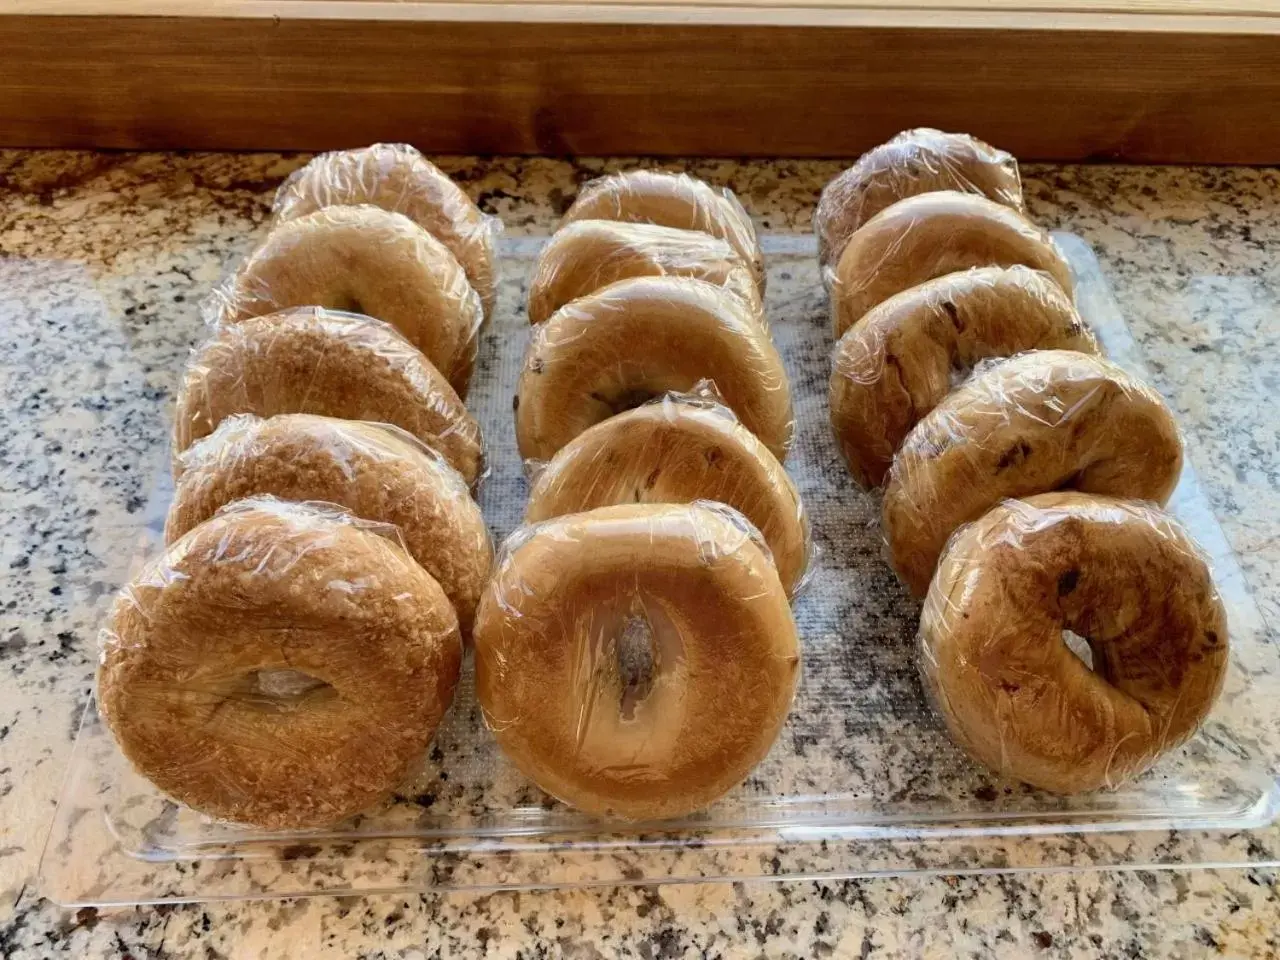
[[1, 153, 1279, 957]]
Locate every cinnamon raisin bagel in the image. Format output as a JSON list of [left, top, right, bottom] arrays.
[[172, 307, 483, 486], [883, 350, 1183, 596], [920, 492, 1228, 794], [525, 394, 810, 594], [98, 498, 463, 829], [473, 502, 800, 820], [515, 276, 793, 463], [166, 414, 493, 634], [830, 265, 1097, 488], [831, 191, 1073, 337]]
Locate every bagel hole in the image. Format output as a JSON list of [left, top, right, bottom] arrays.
[[616, 614, 657, 722], [1062, 630, 1095, 671], [591, 388, 659, 417], [233, 669, 336, 710]]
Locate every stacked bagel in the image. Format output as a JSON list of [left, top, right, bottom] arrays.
[[821, 129, 1229, 794], [98, 144, 497, 829], [473, 171, 806, 820]]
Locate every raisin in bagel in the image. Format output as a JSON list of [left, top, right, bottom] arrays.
[[883, 350, 1183, 596], [831, 191, 1073, 337], [167, 414, 493, 634], [525, 394, 810, 595], [919, 492, 1228, 794], [473, 502, 800, 820], [830, 266, 1097, 488], [98, 499, 463, 829]]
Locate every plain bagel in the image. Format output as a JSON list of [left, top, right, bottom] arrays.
[[883, 350, 1183, 596], [473, 502, 800, 820], [560, 169, 764, 291], [515, 276, 793, 463], [172, 307, 484, 486], [99, 498, 463, 829], [920, 492, 1228, 794], [831, 191, 1074, 338], [166, 414, 493, 634], [525, 394, 810, 594], [830, 265, 1098, 488]]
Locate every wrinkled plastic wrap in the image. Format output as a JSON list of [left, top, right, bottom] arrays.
[[919, 492, 1229, 795], [830, 265, 1098, 489], [206, 204, 482, 396], [516, 275, 793, 463], [97, 496, 463, 829], [168, 413, 493, 634], [525, 391, 812, 596], [171, 306, 484, 487], [472, 501, 800, 821], [814, 128, 1023, 273], [830, 191, 1074, 337], [883, 349, 1184, 596], [527, 219, 764, 327], [560, 169, 764, 292], [271, 143, 502, 320]]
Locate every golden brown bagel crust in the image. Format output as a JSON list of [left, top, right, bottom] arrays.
[[98, 499, 463, 829], [526, 220, 763, 326], [473, 503, 800, 820], [815, 128, 1023, 271], [525, 396, 810, 594], [883, 350, 1183, 596], [172, 307, 483, 486], [213, 205, 482, 395], [166, 414, 493, 634], [561, 169, 764, 291], [920, 492, 1228, 794], [271, 143, 499, 320], [515, 277, 793, 462], [830, 266, 1098, 488], [831, 191, 1073, 337]]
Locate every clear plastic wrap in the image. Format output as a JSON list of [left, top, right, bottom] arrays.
[[882, 349, 1184, 596], [526, 219, 764, 326], [205, 204, 483, 396], [919, 492, 1229, 795], [271, 143, 502, 321], [830, 190, 1074, 336], [167, 413, 493, 634], [814, 128, 1023, 273], [472, 501, 800, 821], [560, 169, 764, 292], [525, 391, 812, 596], [171, 306, 484, 487], [97, 496, 464, 830], [516, 275, 793, 463], [830, 265, 1098, 489]]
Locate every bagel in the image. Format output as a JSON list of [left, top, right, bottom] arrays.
[[883, 350, 1183, 596], [815, 128, 1023, 271], [526, 220, 763, 326], [473, 502, 800, 820], [525, 395, 810, 595], [98, 498, 463, 828], [166, 414, 493, 634], [212, 204, 482, 395], [920, 492, 1228, 794], [172, 307, 483, 486], [272, 143, 499, 320], [830, 266, 1098, 488], [831, 191, 1073, 338], [560, 169, 764, 291], [515, 276, 793, 463]]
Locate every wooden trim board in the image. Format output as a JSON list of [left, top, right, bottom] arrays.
[[3, 13, 1280, 160]]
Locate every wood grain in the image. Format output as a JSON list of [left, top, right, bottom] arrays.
[[3, 13, 1280, 160]]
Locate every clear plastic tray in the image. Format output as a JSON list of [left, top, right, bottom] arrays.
[[38, 233, 1280, 906]]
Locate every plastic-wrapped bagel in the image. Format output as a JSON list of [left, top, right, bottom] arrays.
[[920, 492, 1228, 794], [167, 414, 493, 634], [98, 498, 463, 829]]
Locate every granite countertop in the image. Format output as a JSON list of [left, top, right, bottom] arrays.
[[2, 152, 1279, 957]]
